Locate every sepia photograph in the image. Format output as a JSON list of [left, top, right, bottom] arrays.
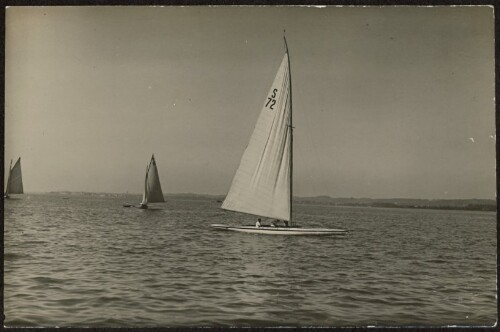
[[3, 5, 496, 327]]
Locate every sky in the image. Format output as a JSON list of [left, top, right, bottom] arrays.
[[4, 6, 495, 199]]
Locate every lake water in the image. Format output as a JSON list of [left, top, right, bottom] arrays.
[[3, 193, 497, 327]]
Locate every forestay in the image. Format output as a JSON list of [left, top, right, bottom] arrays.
[[141, 155, 165, 204], [7, 158, 24, 194], [222, 54, 291, 221]]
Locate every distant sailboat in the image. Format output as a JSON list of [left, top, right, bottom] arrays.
[[211, 36, 347, 236], [4, 157, 23, 199], [123, 154, 165, 209]]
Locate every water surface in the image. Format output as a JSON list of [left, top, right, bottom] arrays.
[[4, 194, 497, 327]]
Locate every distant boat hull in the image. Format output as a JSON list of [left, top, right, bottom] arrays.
[[123, 203, 164, 210], [4, 194, 22, 200], [210, 224, 348, 236]]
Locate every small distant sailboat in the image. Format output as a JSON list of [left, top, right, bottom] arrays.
[[4, 157, 23, 199], [123, 154, 165, 209], [139, 154, 165, 209], [211, 36, 347, 236]]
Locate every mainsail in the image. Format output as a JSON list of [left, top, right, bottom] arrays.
[[140, 155, 165, 205], [5, 157, 24, 196], [222, 54, 292, 221]]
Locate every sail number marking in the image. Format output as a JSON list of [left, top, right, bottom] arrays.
[[266, 89, 278, 110]]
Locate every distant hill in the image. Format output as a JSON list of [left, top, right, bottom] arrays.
[[47, 191, 122, 197], [165, 194, 496, 211], [164, 193, 226, 201], [295, 196, 496, 212], [44, 191, 496, 211]]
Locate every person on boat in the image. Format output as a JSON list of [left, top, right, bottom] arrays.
[[283, 220, 289, 227], [271, 220, 279, 227], [256, 218, 262, 228]]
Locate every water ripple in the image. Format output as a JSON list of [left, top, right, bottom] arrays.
[[3, 194, 497, 327]]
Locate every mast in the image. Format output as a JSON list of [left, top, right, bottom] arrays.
[[5, 159, 12, 197], [142, 162, 150, 205], [284, 32, 293, 226]]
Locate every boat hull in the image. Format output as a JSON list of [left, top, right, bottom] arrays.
[[210, 224, 347, 236]]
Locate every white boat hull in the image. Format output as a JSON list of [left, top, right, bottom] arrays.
[[210, 224, 347, 236]]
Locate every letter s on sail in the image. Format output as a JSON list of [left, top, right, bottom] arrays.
[[271, 89, 277, 98]]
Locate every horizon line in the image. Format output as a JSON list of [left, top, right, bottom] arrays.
[[21, 191, 497, 201]]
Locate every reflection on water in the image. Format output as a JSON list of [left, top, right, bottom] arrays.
[[4, 194, 497, 327]]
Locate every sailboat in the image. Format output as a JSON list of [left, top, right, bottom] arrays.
[[4, 157, 24, 199], [211, 37, 347, 236], [123, 154, 165, 209]]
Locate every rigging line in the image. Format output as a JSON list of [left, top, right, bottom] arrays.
[[270, 63, 291, 181], [252, 56, 290, 188], [5, 159, 13, 194], [246, 50, 289, 183]]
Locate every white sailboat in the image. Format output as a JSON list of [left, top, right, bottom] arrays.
[[124, 154, 165, 209], [4, 157, 24, 199], [211, 37, 347, 236]]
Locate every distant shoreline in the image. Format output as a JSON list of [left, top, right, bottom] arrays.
[[335, 202, 496, 212], [31, 191, 497, 212], [296, 197, 496, 212]]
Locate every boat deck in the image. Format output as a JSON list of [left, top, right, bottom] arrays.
[[210, 224, 348, 236]]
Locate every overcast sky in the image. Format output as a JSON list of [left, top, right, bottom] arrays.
[[5, 6, 495, 199]]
